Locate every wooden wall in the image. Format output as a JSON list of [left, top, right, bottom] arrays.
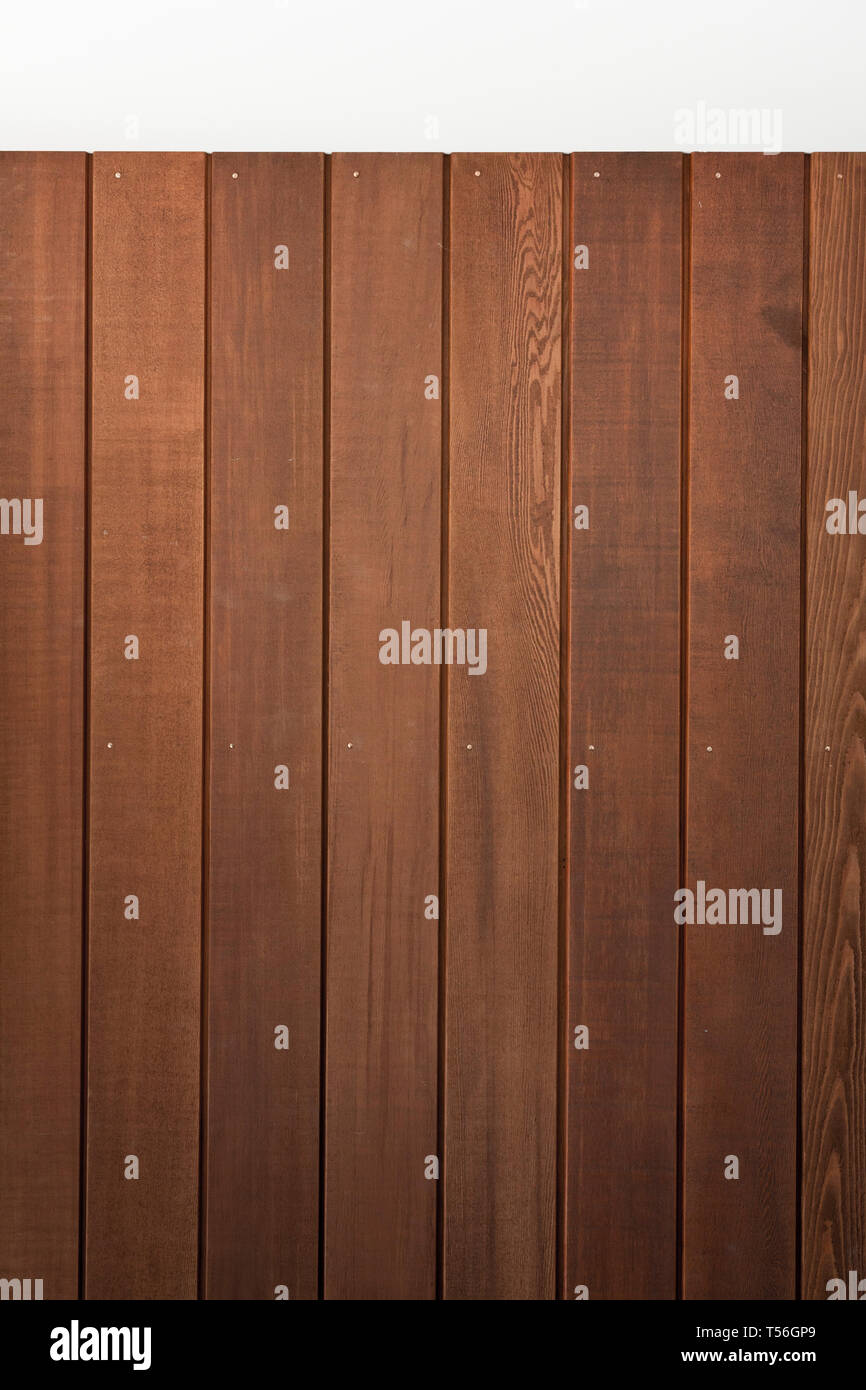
[[1, 151, 865, 1301]]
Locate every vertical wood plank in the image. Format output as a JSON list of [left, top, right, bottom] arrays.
[[86, 152, 205, 1299], [566, 153, 682, 1300], [325, 153, 442, 1300], [804, 152, 866, 1301], [0, 152, 86, 1299], [445, 153, 561, 1301], [206, 153, 324, 1301], [684, 153, 803, 1299]]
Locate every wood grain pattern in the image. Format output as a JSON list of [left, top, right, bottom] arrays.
[[325, 153, 442, 1300], [8, 146, 866, 1303], [803, 152, 866, 1301], [565, 153, 682, 1300], [683, 153, 803, 1300], [0, 153, 86, 1299], [445, 153, 561, 1300], [205, 153, 324, 1301], [86, 153, 205, 1299]]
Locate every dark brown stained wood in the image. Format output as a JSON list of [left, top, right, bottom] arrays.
[[804, 152, 866, 1301], [0, 153, 86, 1300], [325, 153, 442, 1300], [566, 153, 682, 1300], [445, 153, 561, 1300], [86, 153, 205, 1299], [12, 145, 866, 1304], [684, 153, 803, 1299], [206, 153, 323, 1301]]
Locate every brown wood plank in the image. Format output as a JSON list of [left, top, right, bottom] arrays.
[[683, 152, 803, 1300], [445, 152, 561, 1301], [565, 152, 682, 1301], [324, 153, 442, 1300], [0, 152, 86, 1300], [205, 152, 324, 1301], [85, 152, 205, 1299], [804, 152, 866, 1302]]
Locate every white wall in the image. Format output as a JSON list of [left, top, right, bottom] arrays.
[[1, 0, 863, 151]]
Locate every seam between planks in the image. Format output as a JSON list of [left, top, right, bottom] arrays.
[[676, 151, 692, 1303], [198, 151, 213, 1302], [317, 152, 332, 1303], [796, 151, 811, 1303], [78, 150, 94, 1302], [556, 150, 573, 1304], [436, 152, 451, 1304]]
